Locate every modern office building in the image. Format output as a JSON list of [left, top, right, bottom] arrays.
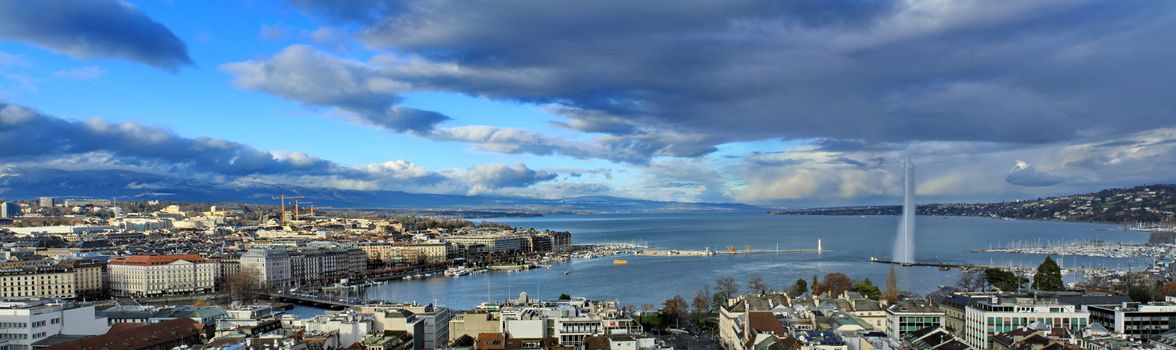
[[886, 299, 946, 339], [963, 297, 1088, 349], [0, 202, 20, 219], [1087, 302, 1176, 340], [0, 299, 109, 350]]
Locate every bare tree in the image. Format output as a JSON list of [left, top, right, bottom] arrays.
[[747, 273, 767, 292], [821, 273, 853, 297], [956, 269, 988, 292], [716, 276, 738, 299], [224, 268, 263, 304], [692, 286, 711, 316], [662, 295, 689, 323]]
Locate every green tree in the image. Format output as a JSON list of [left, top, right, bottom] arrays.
[[559, 293, 572, 300], [790, 278, 808, 296], [853, 278, 882, 300], [1032, 256, 1064, 291], [985, 268, 1027, 292], [1129, 285, 1154, 302]]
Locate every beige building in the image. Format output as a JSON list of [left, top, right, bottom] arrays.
[[106, 254, 218, 297], [0, 259, 104, 299], [449, 312, 502, 343], [360, 242, 449, 265]]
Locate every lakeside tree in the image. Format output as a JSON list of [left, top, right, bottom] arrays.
[[820, 273, 853, 297], [747, 274, 767, 292], [224, 269, 263, 303], [1032, 257, 1065, 291], [985, 268, 1027, 292], [790, 278, 808, 296], [692, 286, 711, 316], [884, 266, 899, 304], [662, 295, 689, 323], [716, 276, 738, 300], [853, 278, 882, 300], [957, 269, 988, 292]]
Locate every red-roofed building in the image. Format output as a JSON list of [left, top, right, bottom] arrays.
[[43, 318, 203, 350], [107, 255, 218, 297]]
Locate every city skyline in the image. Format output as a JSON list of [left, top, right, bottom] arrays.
[[2, 0, 1176, 206]]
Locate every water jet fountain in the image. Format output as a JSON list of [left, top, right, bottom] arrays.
[[893, 158, 916, 264]]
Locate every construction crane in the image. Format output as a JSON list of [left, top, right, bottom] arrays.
[[272, 194, 304, 227], [294, 200, 314, 218]]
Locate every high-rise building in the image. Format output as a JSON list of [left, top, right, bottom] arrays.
[[38, 196, 54, 208], [0, 202, 21, 219]]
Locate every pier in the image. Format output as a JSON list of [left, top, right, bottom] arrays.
[[634, 248, 821, 256]]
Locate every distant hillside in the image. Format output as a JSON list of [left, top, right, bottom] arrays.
[[772, 184, 1176, 223], [0, 167, 761, 213]]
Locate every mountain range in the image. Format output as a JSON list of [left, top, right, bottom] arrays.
[[0, 167, 760, 213]]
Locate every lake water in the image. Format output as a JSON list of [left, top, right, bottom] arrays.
[[363, 213, 1148, 309]]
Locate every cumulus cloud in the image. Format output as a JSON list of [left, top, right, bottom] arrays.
[[0, 0, 192, 70], [221, 45, 448, 132], [458, 163, 558, 195], [1005, 160, 1063, 187]]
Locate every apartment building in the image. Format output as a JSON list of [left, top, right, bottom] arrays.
[[360, 242, 449, 265], [0, 260, 104, 300]]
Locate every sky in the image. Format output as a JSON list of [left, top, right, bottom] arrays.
[[1, 0, 1175, 207]]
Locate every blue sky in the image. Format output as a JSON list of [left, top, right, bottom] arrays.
[[2, 0, 1175, 206]]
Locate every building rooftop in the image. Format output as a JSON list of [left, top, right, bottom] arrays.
[[108, 254, 207, 265]]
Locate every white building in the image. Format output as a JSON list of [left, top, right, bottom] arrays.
[[106, 254, 218, 297], [0, 299, 109, 350], [0, 202, 20, 219], [299, 311, 373, 349], [240, 248, 292, 289], [964, 297, 1088, 349]]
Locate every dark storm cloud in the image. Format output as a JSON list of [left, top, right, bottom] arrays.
[[0, 103, 337, 176], [0, 103, 557, 193], [277, 0, 1176, 156], [0, 0, 192, 70]]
